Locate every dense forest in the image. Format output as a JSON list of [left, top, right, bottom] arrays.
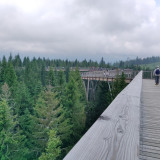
[[114, 56, 160, 70], [0, 54, 127, 160]]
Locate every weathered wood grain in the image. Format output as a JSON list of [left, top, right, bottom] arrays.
[[64, 72, 142, 160]]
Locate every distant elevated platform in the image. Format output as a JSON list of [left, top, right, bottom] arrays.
[[82, 76, 132, 83]]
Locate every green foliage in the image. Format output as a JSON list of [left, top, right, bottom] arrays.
[[99, 57, 105, 68], [41, 64, 46, 86], [115, 56, 160, 69], [48, 67, 55, 86], [39, 130, 61, 160], [33, 89, 60, 158], [0, 99, 17, 160], [5, 63, 18, 93], [112, 72, 127, 99], [0, 56, 7, 84], [0, 54, 129, 160], [57, 70, 65, 86], [62, 70, 86, 149], [14, 82, 33, 115], [85, 81, 112, 128]]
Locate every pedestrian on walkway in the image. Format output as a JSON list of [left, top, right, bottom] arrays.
[[153, 66, 160, 85]]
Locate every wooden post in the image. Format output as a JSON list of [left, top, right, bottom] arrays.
[[82, 80, 88, 101]]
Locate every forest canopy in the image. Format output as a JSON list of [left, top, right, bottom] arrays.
[[0, 55, 127, 159]]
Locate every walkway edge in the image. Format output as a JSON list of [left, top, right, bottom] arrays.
[[64, 71, 142, 160]]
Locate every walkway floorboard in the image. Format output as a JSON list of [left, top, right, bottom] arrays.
[[140, 79, 160, 160]]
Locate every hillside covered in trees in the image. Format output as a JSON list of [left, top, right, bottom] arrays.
[[114, 56, 160, 70], [0, 55, 127, 160]]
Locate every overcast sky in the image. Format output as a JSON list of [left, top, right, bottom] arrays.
[[0, 0, 160, 62]]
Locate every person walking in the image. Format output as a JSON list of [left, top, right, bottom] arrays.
[[153, 66, 160, 85]]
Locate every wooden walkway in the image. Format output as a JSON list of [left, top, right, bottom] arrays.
[[140, 79, 160, 160], [64, 74, 160, 160]]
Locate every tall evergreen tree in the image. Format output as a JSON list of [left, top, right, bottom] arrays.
[[33, 89, 60, 158], [5, 63, 18, 89], [99, 57, 105, 68], [61, 72, 86, 154], [0, 56, 7, 84], [39, 130, 62, 160], [0, 99, 18, 160], [48, 67, 55, 86], [41, 63, 46, 86], [14, 82, 33, 116]]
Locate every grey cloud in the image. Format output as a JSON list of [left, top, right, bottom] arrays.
[[0, 0, 160, 61]]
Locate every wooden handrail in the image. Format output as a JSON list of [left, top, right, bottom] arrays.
[[64, 71, 142, 160], [81, 77, 132, 83]]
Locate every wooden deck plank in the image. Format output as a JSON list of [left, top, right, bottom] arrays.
[[140, 155, 160, 160], [140, 79, 160, 160]]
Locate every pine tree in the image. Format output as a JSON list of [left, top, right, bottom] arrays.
[[33, 89, 60, 158], [57, 70, 65, 86], [18, 108, 35, 159], [112, 72, 127, 99], [72, 68, 86, 103], [13, 54, 22, 67], [33, 80, 43, 101], [65, 66, 70, 83], [5, 63, 18, 90], [41, 63, 46, 86], [48, 67, 55, 86], [24, 62, 40, 96], [99, 57, 105, 68], [8, 53, 13, 63], [0, 99, 17, 159], [62, 73, 86, 153], [119, 72, 127, 90], [112, 75, 120, 99], [14, 82, 33, 116], [0, 56, 7, 84], [39, 130, 62, 160]]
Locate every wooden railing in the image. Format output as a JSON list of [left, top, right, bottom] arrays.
[[82, 76, 132, 83], [64, 71, 142, 160]]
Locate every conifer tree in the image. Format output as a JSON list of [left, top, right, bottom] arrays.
[[41, 63, 46, 86], [5, 63, 18, 89], [8, 53, 13, 63], [33, 89, 60, 157], [0, 99, 17, 159], [0, 56, 7, 84], [13, 54, 22, 67], [57, 70, 65, 86], [119, 72, 127, 90], [14, 82, 33, 116], [62, 72, 86, 152], [48, 67, 55, 86], [33, 80, 43, 101], [39, 130, 62, 160], [112, 72, 127, 99], [65, 66, 70, 83], [72, 68, 86, 103]]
